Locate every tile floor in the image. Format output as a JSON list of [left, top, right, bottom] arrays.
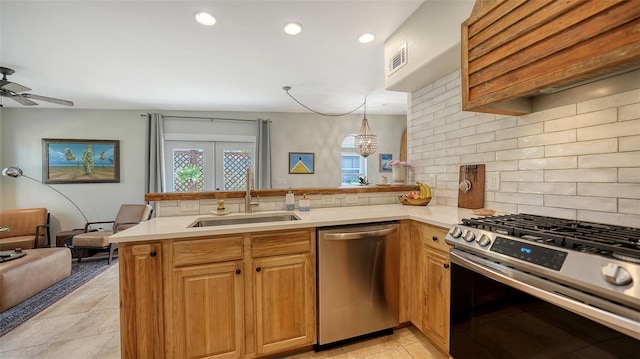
[[0, 264, 446, 359]]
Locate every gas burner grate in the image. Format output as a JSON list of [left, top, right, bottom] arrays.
[[463, 213, 640, 258]]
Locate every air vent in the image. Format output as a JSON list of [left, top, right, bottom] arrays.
[[389, 43, 407, 75]]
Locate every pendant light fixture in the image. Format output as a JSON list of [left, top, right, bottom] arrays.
[[354, 98, 377, 158]]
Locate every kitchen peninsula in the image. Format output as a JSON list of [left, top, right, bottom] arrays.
[[110, 203, 475, 358]]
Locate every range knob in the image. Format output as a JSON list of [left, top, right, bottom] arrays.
[[602, 263, 632, 286], [476, 234, 491, 247], [450, 227, 462, 238], [462, 230, 475, 242]]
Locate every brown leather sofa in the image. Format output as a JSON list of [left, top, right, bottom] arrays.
[[0, 248, 71, 312], [0, 208, 49, 251]]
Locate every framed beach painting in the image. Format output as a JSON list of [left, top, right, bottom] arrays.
[[289, 152, 314, 174], [42, 139, 120, 184], [379, 153, 392, 172]]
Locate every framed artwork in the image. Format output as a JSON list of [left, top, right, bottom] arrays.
[[289, 152, 315, 174], [379, 153, 392, 172], [42, 138, 120, 184]]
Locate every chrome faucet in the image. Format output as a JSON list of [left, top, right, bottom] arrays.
[[245, 165, 259, 213]]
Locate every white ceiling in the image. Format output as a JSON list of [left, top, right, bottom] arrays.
[[0, 0, 430, 115]]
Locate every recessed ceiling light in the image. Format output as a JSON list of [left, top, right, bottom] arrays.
[[284, 22, 303, 35], [358, 33, 375, 44], [194, 11, 216, 26]]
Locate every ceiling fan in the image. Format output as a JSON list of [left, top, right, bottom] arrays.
[[0, 66, 73, 107]]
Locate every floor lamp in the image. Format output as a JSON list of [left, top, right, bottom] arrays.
[[2, 166, 89, 224]]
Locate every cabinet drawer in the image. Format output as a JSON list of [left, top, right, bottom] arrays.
[[251, 229, 312, 258], [414, 223, 450, 253], [173, 235, 243, 267]]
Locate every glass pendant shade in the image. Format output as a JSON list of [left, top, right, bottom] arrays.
[[354, 117, 377, 158]]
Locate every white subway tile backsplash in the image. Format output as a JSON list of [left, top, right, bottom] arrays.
[[577, 89, 640, 114], [446, 126, 476, 140], [545, 138, 617, 157], [577, 210, 639, 228], [485, 160, 518, 171], [518, 104, 576, 125], [518, 182, 576, 195], [501, 170, 544, 182], [577, 183, 640, 199], [518, 156, 577, 170], [545, 195, 617, 212], [517, 205, 576, 220], [579, 151, 640, 168], [619, 199, 640, 215], [577, 119, 640, 141], [496, 147, 544, 161], [619, 135, 640, 151], [544, 108, 616, 133], [619, 102, 640, 122], [406, 71, 639, 224], [495, 192, 543, 205], [477, 117, 518, 134], [446, 144, 477, 156], [518, 129, 576, 147], [619, 168, 640, 182], [477, 138, 518, 152], [460, 152, 496, 163], [496, 123, 543, 140], [545, 168, 617, 182], [460, 132, 495, 146]]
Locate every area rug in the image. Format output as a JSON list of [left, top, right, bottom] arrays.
[[0, 258, 117, 337]]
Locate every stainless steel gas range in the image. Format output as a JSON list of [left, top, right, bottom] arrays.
[[445, 213, 640, 358]]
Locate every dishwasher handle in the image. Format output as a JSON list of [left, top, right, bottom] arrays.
[[322, 226, 397, 240]]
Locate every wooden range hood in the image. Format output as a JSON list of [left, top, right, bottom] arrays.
[[461, 0, 640, 115]]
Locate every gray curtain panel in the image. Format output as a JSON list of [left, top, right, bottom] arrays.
[[146, 113, 166, 198], [255, 118, 272, 189]]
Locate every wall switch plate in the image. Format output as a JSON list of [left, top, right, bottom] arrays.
[[322, 195, 335, 205], [276, 178, 286, 186], [345, 194, 358, 204], [487, 172, 500, 191], [180, 200, 200, 212]]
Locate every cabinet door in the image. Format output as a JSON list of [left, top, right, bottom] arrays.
[[422, 248, 451, 353], [253, 253, 315, 355], [172, 261, 244, 359], [119, 242, 164, 359], [408, 224, 426, 331]]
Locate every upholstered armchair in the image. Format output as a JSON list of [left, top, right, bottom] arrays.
[[71, 204, 153, 264]]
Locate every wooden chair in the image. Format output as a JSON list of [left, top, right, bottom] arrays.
[[71, 204, 153, 264]]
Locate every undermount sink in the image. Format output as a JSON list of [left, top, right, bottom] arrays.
[[189, 213, 301, 228]]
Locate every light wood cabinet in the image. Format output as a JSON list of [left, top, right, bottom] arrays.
[[407, 222, 451, 355], [120, 229, 315, 358], [252, 253, 315, 355], [171, 261, 244, 359], [119, 242, 164, 359]]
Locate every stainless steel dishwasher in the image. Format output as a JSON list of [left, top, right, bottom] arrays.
[[317, 222, 400, 346]]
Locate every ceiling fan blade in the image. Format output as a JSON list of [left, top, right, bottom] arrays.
[[6, 93, 38, 106], [23, 93, 74, 106], [1, 81, 31, 93]]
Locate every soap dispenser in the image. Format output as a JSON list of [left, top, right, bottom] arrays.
[[285, 188, 295, 210], [299, 194, 311, 212]]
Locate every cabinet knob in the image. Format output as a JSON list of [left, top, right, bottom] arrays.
[[256, 267, 262, 272], [235, 269, 241, 275], [443, 263, 450, 269], [149, 251, 157, 257], [432, 235, 438, 242]]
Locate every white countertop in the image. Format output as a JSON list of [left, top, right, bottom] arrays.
[[109, 204, 477, 243]]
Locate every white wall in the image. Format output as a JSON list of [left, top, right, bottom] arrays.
[[0, 108, 405, 235], [407, 70, 640, 227], [0, 109, 147, 235]]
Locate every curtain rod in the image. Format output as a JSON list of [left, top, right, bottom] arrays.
[[140, 114, 258, 123]]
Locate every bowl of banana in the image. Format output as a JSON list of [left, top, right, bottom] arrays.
[[399, 182, 432, 206]]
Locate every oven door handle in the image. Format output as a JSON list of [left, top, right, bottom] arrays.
[[450, 250, 640, 340]]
